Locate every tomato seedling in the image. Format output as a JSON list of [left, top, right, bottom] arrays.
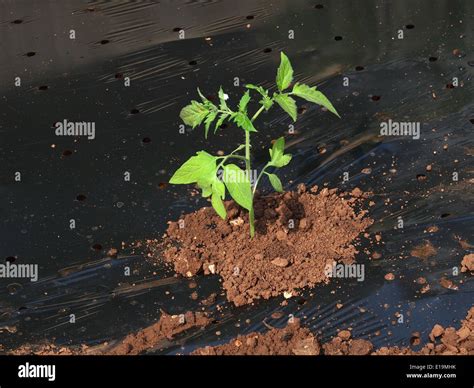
[[170, 52, 339, 236]]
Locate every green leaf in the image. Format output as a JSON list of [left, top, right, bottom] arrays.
[[211, 192, 226, 219], [218, 87, 229, 110], [274, 93, 297, 121], [245, 84, 261, 91], [238, 91, 251, 112], [200, 184, 212, 198], [245, 84, 266, 96], [268, 137, 292, 168], [169, 151, 216, 184], [272, 136, 285, 157], [214, 113, 228, 133], [291, 83, 340, 117], [212, 179, 225, 199], [261, 95, 274, 111], [266, 172, 283, 192], [246, 84, 273, 111], [222, 164, 253, 210], [276, 52, 293, 92], [204, 111, 217, 138], [232, 112, 257, 133], [179, 101, 209, 128], [271, 153, 292, 168], [197, 88, 208, 103]]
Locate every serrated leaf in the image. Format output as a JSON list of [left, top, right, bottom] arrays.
[[218, 87, 229, 110], [272, 136, 285, 157], [169, 151, 216, 184], [269, 137, 292, 168], [291, 83, 340, 117], [211, 192, 226, 219], [179, 101, 209, 128], [245, 84, 261, 91], [274, 93, 297, 121], [197, 87, 208, 103], [222, 164, 253, 210], [204, 111, 217, 138], [214, 113, 228, 133], [266, 173, 283, 192], [245, 84, 266, 96], [276, 52, 293, 92], [232, 112, 257, 133], [238, 91, 251, 112]]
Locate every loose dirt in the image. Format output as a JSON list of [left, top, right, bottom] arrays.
[[192, 319, 320, 355], [8, 311, 210, 356], [151, 184, 373, 306], [192, 306, 474, 355]]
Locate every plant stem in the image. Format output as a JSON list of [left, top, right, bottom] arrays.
[[251, 105, 265, 122], [253, 163, 270, 195], [246, 105, 266, 238]]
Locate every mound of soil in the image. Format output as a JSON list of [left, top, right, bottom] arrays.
[[7, 311, 210, 356], [152, 184, 373, 306], [192, 306, 474, 356], [192, 319, 320, 355], [106, 311, 210, 355]]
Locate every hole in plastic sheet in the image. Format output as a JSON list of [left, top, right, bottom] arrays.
[[92, 244, 103, 251]]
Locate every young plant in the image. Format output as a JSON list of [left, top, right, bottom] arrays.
[[170, 52, 339, 237]]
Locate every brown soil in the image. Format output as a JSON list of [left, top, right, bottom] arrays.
[[374, 306, 474, 355], [9, 307, 473, 356], [151, 184, 373, 306], [461, 253, 474, 273], [192, 306, 474, 355], [105, 311, 210, 355], [8, 311, 210, 356], [410, 240, 437, 259], [192, 319, 320, 355]]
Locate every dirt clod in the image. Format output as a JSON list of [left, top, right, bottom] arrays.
[[461, 254, 474, 272]]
